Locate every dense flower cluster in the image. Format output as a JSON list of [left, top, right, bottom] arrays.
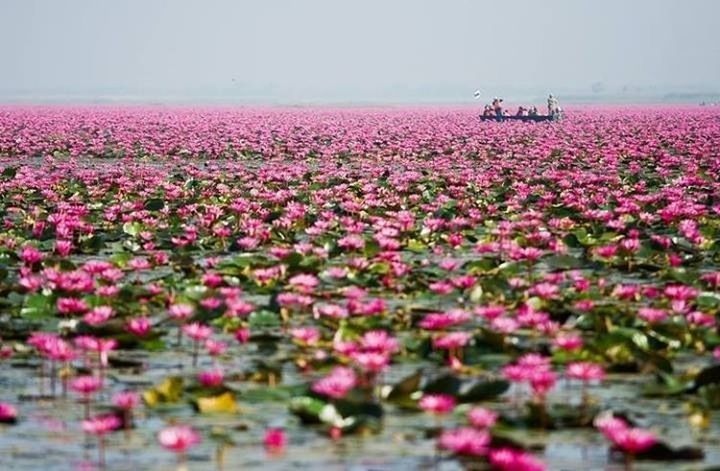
[[0, 106, 718, 469]]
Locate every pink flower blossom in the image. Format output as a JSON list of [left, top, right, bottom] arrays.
[[263, 427, 287, 451], [0, 402, 17, 423], [198, 368, 224, 387], [468, 407, 498, 429], [126, 317, 152, 336], [182, 322, 212, 341], [291, 326, 321, 346], [168, 303, 195, 321], [419, 393, 456, 414], [489, 448, 546, 471], [566, 362, 605, 382], [158, 425, 201, 454], [637, 307, 668, 324], [112, 391, 140, 410], [311, 366, 357, 399], [437, 427, 490, 457], [71, 375, 103, 396], [553, 332, 583, 351], [433, 332, 472, 350], [82, 414, 121, 435]]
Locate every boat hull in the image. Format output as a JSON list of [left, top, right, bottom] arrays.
[[479, 115, 555, 122]]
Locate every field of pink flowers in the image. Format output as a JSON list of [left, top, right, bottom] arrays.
[[0, 106, 719, 470]]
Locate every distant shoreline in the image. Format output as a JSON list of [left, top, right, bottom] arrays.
[[1, 92, 718, 107]]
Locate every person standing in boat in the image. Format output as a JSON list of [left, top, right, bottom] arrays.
[[493, 98, 504, 121], [547, 94, 559, 118]]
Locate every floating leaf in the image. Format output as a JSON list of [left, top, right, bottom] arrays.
[[122, 221, 142, 237], [193, 392, 239, 414], [1, 166, 17, 178], [634, 442, 704, 461], [422, 374, 462, 396], [144, 198, 165, 211], [458, 379, 510, 403], [289, 396, 327, 424], [545, 254, 584, 269], [689, 364, 720, 392], [697, 292, 720, 310], [406, 239, 427, 253], [386, 370, 422, 402], [143, 376, 184, 406], [20, 294, 54, 320], [248, 310, 281, 328]]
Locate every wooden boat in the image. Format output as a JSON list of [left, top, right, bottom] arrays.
[[479, 115, 555, 122]]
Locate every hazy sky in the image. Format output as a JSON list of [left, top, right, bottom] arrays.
[[1, 0, 719, 102]]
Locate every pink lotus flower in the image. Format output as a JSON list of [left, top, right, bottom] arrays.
[[112, 391, 140, 410], [290, 326, 321, 346], [429, 280, 455, 294], [338, 234, 365, 250], [419, 393, 456, 414], [358, 330, 399, 354], [474, 305, 506, 320], [201, 272, 223, 288], [82, 414, 121, 435], [701, 272, 720, 288], [54, 239, 73, 256], [314, 303, 349, 319], [686, 310, 715, 327], [350, 351, 390, 373], [433, 332, 472, 350], [467, 407, 498, 429], [74, 336, 117, 367], [595, 413, 657, 454], [419, 309, 470, 330], [566, 362, 605, 382], [198, 368, 224, 387], [0, 402, 17, 423], [489, 448, 546, 471], [199, 297, 222, 310], [83, 306, 114, 326], [56, 297, 88, 315], [553, 332, 583, 351], [234, 327, 251, 344], [637, 307, 668, 324], [437, 427, 490, 457], [158, 425, 201, 453], [324, 266, 348, 279], [610, 428, 658, 454], [225, 298, 255, 317], [263, 427, 287, 451], [71, 375, 103, 396], [288, 273, 319, 293], [529, 282, 560, 299], [182, 322, 212, 341], [311, 366, 357, 399], [20, 245, 44, 265], [204, 339, 227, 356], [168, 303, 195, 321], [126, 316, 152, 336], [529, 370, 557, 398]]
